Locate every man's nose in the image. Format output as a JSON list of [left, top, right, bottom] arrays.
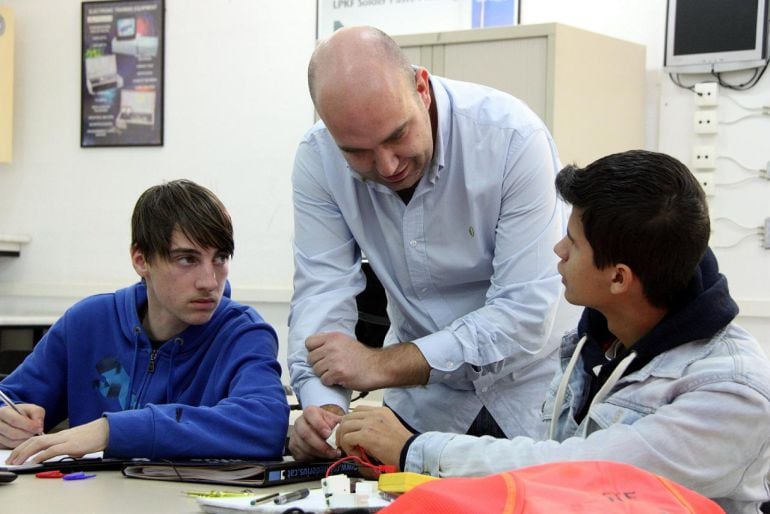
[[374, 147, 399, 177]]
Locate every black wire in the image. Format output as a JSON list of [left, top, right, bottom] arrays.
[[669, 60, 769, 94], [668, 73, 697, 91], [711, 61, 769, 90]]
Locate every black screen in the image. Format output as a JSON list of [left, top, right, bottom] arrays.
[[674, 0, 758, 55]]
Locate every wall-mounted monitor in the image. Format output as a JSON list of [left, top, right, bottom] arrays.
[[664, 0, 769, 73]]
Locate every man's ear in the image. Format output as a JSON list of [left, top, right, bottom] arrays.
[[415, 67, 431, 109], [131, 245, 149, 278], [609, 264, 635, 295]]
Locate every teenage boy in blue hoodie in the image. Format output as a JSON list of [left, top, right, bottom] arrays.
[[335, 150, 770, 513], [0, 180, 289, 463]]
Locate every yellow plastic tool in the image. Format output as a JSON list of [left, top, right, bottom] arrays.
[[378, 472, 439, 493]]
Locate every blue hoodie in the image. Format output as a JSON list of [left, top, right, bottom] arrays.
[[0, 282, 289, 460]]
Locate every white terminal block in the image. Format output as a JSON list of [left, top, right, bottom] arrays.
[[692, 145, 716, 169], [323, 473, 353, 509], [322, 473, 350, 496], [693, 172, 716, 196], [694, 111, 718, 134], [694, 82, 718, 107], [354, 481, 378, 496]]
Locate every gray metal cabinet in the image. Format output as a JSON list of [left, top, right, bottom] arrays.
[[394, 23, 646, 166]]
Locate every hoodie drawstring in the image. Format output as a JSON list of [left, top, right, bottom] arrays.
[[548, 336, 638, 440], [577, 351, 637, 437], [549, 335, 587, 440]]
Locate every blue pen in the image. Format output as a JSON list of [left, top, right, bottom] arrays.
[[62, 472, 96, 481]]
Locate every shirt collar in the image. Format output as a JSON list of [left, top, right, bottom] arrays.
[[427, 75, 450, 184]]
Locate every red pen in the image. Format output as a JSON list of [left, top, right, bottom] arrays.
[[36, 470, 64, 479]]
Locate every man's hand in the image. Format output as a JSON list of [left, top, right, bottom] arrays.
[[306, 332, 430, 391], [288, 404, 343, 461], [5, 418, 109, 465], [306, 332, 382, 391], [0, 403, 45, 450], [336, 406, 413, 469]]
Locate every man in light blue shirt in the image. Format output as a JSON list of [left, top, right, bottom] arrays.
[[288, 26, 564, 460]]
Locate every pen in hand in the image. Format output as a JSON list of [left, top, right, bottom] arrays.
[[0, 389, 44, 436]]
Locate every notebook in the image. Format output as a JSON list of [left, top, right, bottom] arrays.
[[122, 458, 360, 487], [0, 450, 117, 472]]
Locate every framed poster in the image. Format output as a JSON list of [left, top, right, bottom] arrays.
[[81, 0, 164, 147]]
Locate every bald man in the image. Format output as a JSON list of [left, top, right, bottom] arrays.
[[288, 26, 565, 460]]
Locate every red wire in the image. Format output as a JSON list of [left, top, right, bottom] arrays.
[[325, 451, 396, 478]]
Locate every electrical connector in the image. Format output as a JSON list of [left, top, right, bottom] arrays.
[[694, 172, 716, 196], [694, 82, 718, 107], [694, 111, 718, 134], [692, 146, 716, 169]]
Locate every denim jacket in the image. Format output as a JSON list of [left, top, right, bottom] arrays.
[[405, 324, 770, 514]]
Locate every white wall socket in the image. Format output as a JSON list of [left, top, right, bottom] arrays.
[[692, 145, 716, 169], [694, 82, 718, 107], [694, 172, 716, 196], [694, 111, 718, 134]]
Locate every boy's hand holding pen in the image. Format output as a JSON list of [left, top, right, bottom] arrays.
[[0, 389, 45, 453]]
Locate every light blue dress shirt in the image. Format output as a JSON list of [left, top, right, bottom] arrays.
[[289, 75, 564, 437]]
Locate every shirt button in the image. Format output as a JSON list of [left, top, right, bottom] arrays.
[[481, 386, 488, 393], [420, 288, 427, 293], [446, 361, 454, 368], [409, 240, 417, 247], [443, 374, 451, 380]]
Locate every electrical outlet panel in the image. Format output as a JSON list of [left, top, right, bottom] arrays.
[[692, 145, 716, 169], [694, 82, 718, 107], [694, 172, 716, 196], [694, 111, 718, 134]]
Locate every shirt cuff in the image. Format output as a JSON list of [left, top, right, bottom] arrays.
[[413, 330, 469, 385], [403, 431, 458, 476], [295, 378, 350, 412], [399, 433, 420, 472]]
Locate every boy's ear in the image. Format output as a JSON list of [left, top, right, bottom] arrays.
[[131, 245, 149, 277], [609, 264, 634, 295]]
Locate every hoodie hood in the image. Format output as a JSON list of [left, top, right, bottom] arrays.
[[114, 280, 234, 349], [577, 248, 738, 385]]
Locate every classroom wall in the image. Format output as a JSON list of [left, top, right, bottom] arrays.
[[0, 0, 317, 378], [522, 0, 770, 352], [1, 0, 767, 381]]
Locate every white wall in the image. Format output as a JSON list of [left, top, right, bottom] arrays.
[[1, 0, 767, 377], [0, 1, 318, 376], [521, 0, 770, 351]]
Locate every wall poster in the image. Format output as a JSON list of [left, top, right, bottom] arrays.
[[81, 0, 164, 147]]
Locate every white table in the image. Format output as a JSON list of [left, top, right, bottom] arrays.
[[1, 470, 309, 514]]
